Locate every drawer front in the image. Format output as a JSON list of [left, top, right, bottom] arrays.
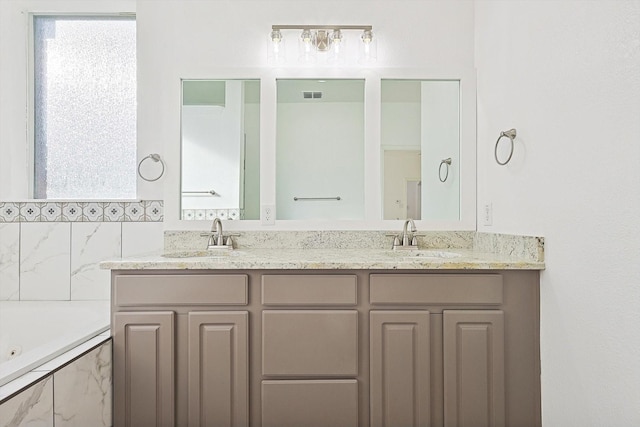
[[262, 274, 357, 306], [262, 310, 358, 376], [262, 380, 358, 427], [114, 274, 248, 306], [370, 274, 503, 305]]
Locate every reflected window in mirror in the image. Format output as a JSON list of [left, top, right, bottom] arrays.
[[180, 80, 260, 220], [381, 80, 460, 221], [276, 79, 365, 220]]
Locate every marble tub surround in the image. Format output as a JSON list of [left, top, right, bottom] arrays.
[[53, 341, 112, 427], [1, 221, 163, 301], [100, 230, 545, 270], [0, 224, 20, 300], [0, 338, 111, 427], [0, 376, 53, 427]]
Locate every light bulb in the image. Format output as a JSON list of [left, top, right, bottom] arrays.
[[359, 29, 377, 64], [327, 29, 345, 65], [268, 29, 285, 64], [298, 29, 317, 63]]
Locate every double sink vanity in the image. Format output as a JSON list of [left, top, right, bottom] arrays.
[[103, 228, 544, 427]]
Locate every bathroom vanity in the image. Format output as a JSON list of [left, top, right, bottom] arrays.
[[106, 241, 543, 427]]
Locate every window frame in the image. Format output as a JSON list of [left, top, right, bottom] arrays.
[[28, 12, 138, 201]]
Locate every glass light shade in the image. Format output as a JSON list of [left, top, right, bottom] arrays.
[[298, 29, 317, 64], [268, 29, 286, 64], [326, 29, 346, 65], [358, 29, 377, 64]]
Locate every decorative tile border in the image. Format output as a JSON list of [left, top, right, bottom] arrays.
[[181, 208, 243, 221], [0, 201, 163, 223]]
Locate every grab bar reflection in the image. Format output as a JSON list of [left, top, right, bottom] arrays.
[[293, 196, 341, 201], [182, 190, 218, 196]]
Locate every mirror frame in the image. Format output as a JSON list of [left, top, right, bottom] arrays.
[[165, 68, 476, 231]]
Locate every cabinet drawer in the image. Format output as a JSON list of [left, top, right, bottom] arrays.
[[370, 274, 503, 305], [262, 380, 358, 427], [114, 274, 248, 306], [262, 274, 357, 306], [262, 310, 358, 376]]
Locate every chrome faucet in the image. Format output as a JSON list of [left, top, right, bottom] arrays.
[[392, 218, 419, 250]]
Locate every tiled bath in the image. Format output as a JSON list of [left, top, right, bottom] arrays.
[[0, 336, 112, 427]]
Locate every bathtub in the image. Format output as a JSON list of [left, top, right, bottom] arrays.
[[0, 300, 110, 387]]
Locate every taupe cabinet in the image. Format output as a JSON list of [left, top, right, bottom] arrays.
[[111, 270, 540, 427]]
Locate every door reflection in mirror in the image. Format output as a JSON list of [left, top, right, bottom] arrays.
[[381, 79, 460, 221]]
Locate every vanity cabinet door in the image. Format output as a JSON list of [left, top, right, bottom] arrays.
[[113, 311, 175, 427], [370, 311, 431, 427], [188, 311, 249, 427], [443, 310, 505, 427]]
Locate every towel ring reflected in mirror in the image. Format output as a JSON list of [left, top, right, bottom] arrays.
[[138, 153, 166, 182], [439, 158, 452, 183], [495, 128, 517, 165]]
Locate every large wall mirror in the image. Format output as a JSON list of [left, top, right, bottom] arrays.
[[381, 79, 460, 221], [180, 79, 260, 220], [276, 79, 365, 220], [169, 70, 476, 231]]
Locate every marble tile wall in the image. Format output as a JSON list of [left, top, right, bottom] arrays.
[[0, 201, 164, 301], [0, 377, 53, 427], [0, 340, 112, 427], [53, 341, 112, 427]]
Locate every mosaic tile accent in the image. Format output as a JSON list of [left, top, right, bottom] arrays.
[[0, 202, 20, 222], [103, 202, 125, 222], [82, 203, 104, 222], [41, 202, 62, 222], [182, 208, 244, 221], [20, 202, 41, 222], [182, 209, 195, 220], [61, 202, 83, 222], [124, 202, 144, 222], [0, 201, 163, 222], [144, 200, 163, 222]]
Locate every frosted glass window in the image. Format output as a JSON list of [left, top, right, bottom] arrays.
[[34, 16, 136, 199]]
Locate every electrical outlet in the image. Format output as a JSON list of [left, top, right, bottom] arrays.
[[483, 203, 493, 226], [262, 204, 275, 226]]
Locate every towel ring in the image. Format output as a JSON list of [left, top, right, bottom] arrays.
[[137, 154, 165, 182], [494, 129, 517, 165], [439, 158, 452, 182]]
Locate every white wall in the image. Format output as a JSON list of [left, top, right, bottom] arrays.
[[475, 1, 640, 425]]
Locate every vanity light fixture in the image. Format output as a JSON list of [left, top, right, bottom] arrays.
[[268, 25, 376, 65]]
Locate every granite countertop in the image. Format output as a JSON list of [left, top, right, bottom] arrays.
[[100, 248, 543, 270], [101, 231, 545, 270]]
